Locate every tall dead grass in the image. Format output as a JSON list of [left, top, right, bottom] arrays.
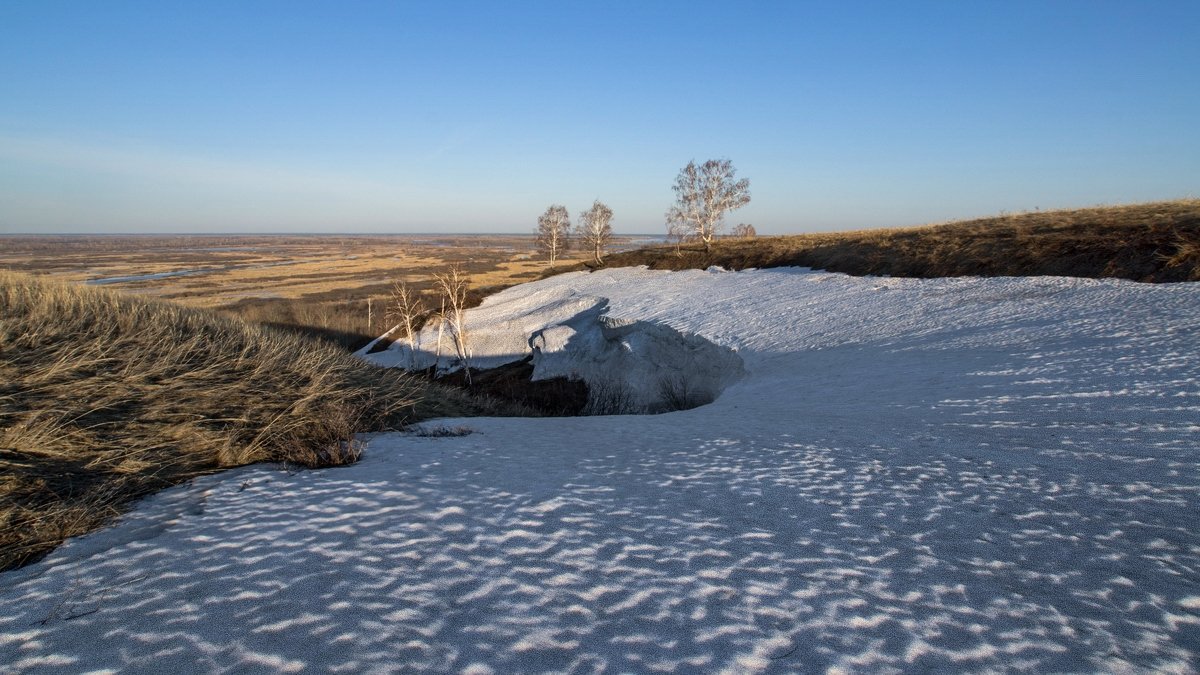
[[594, 200, 1200, 282], [0, 271, 491, 571], [223, 297, 385, 352]]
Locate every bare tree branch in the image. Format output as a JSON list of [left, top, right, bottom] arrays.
[[385, 281, 426, 369], [433, 266, 472, 384]]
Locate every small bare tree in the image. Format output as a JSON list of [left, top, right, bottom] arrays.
[[433, 266, 472, 384], [667, 219, 692, 256], [536, 204, 571, 265], [576, 200, 614, 265], [731, 223, 757, 238], [386, 281, 426, 369], [665, 159, 751, 252]]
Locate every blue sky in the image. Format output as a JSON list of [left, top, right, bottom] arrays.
[[1, 1, 1197, 234]]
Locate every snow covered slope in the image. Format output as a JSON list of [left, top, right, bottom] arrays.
[[2, 267, 1198, 673]]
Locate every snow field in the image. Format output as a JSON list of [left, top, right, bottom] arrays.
[[1, 267, 1198, 673]]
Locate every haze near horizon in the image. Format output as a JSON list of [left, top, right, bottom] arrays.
[[1, 1, 1197, 235]]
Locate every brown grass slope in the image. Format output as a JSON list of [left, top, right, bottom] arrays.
[[0, 271, 497, 572], [596, 200, 1200, 282]]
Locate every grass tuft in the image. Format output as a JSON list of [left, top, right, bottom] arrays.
[[0, 271, 496, 571]]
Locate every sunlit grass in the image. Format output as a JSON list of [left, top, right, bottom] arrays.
[[598, 200, 1200, 282], [0, 271, 500, 571]]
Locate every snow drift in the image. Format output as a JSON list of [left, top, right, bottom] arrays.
[[364, 285, 745, 413]]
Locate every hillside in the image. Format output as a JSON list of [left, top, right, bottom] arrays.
[[5, 267, 1197, 671], [0, 272, 504, 571], [596, 200, 1200, 282]]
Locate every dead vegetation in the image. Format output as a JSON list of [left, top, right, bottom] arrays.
[[428, 358, 589, 417], [0, 271, 504, 572], [593, 200, 1200, 283], [0, 234, 599, 353]]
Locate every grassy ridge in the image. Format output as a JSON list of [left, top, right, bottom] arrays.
[[596, 200, 1200, 282], [0, 271, 496, 571]]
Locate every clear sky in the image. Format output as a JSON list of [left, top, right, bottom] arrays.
[[1, 1, 1197, 234]]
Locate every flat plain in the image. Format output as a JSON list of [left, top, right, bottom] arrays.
[[0, 234, 648, 349]]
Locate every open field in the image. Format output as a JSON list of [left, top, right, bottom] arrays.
[[594, 200, 1200, 282], [0, 234, 629, 350]]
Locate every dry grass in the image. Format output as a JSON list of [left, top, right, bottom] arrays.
[[0, 271, 500, 571], [591, 200, 1200, 282], [0, 234, 594, 352]]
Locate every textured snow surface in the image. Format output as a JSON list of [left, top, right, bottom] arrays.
[[3, 267, 1199, 673]]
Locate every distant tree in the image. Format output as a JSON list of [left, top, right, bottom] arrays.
[[665, 159, 751, 252], [731, 223, 757, 238], [576, 200, 614, 265], [536, 205, 571, 264]]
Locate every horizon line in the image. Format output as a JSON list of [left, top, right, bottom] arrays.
[[0, 231, 671, 238]]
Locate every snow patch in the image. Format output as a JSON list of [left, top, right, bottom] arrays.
[[364, 286, 744, 413]]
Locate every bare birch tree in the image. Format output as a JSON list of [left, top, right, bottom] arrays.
[[433, 266, 472, 384], [536, 204, 571, 265], [576, 200, 614, 265], [665, 159, 751, 252], [386, 281, 426, 369]]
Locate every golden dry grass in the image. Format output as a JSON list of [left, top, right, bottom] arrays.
[[0, 235, 595, 351], [0, 271, 500, 571], [595, 200, 1200, 282]]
